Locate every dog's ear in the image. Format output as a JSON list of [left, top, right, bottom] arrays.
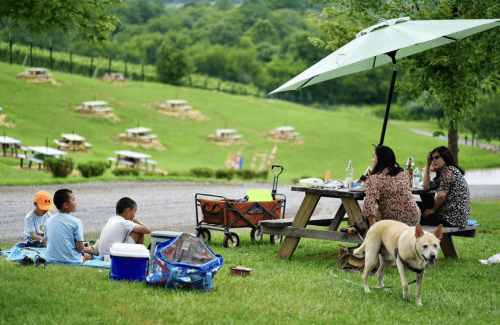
[[434, 224, 444, 240], [415, 224, 424, 238]]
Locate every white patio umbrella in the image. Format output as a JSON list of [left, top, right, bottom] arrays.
[[270, 17, 500, 146]]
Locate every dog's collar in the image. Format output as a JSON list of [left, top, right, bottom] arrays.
[[394, 248, 426, 275]]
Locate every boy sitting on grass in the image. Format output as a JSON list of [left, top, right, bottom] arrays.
[[45, 189, 93, 263], [97, 197, 151, 258], [24, 191, 54, 247]]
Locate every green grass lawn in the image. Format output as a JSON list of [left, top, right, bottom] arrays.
[[1, 200, 499, 324], [1, 61, 499, 186]]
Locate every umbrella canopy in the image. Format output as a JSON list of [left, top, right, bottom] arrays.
[[270, 17, 500, 145]]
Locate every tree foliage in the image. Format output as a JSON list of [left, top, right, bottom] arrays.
[[156, 42, 191, 85], [309, 0, 500, 161], [0, 0, 120, 43], [463, 91, 500, 142], [0, 0, 397, 106]]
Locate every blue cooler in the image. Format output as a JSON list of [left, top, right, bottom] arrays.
[[109, 243, 149, 281]]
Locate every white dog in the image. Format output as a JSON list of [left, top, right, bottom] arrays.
[[353, 220, 443, 305]]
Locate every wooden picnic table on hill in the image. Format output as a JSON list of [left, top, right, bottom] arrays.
[[0, 136, 21, 157], [18, 146, 67, 170], [119, 127, 158, 142], [76, 101, 113, 114], [269, 126, 300, 141], [111, 150, 157, 170], [54, 134, 92, 152]]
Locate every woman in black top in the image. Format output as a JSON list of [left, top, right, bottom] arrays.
[[422, 146, 470, 227]]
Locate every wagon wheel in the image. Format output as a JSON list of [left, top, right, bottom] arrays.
[[196, 229, 211, 243], [223, 233, 240, 248], [270, 235, 283, 244], [250, 227, 263, 242]]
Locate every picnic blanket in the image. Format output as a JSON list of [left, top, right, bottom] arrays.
[[1, 243, 110, 268]]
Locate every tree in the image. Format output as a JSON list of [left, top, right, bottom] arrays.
[[0, 0, 120, 43], [215, 0, 234, 11], [156, 42, 191, 85], [463, 91, 500, 143], [247, 19, 279, 44], [309, 0, 500, 162]]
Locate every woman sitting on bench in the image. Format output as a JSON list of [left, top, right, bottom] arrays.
[[362, 145, 421, 227], [422, 146, 470, 227]]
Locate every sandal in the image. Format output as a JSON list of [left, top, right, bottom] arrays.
[[19, 256, 34, 266], [35, 255, 47, 267]]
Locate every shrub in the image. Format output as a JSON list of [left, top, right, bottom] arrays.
[[143, 171, 163, 177], [77, 161, 107, 178], [190, 167, 214, 178], [167, 171, 193, 177], [235, 169, 256, 180], [45, 157, 74, 178], [215, 169, 234, 180], [111, 168, 140, 177], [257, 170, 269, 180]]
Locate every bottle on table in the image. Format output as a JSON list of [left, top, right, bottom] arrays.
[[345, 159, 354, 188], [406, 157, 414, 182], [413, 167, 420, 187]]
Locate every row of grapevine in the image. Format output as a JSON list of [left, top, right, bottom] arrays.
[[0, 42, 264, 97]]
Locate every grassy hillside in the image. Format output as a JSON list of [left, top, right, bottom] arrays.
[[1, 62, 499, 186]]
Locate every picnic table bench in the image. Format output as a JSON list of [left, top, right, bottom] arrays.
[[259, 186, 479, 259], [18, 154, 44, 169], [108, 157, 134, 167]]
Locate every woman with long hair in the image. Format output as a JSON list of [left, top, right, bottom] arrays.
[[422, 146, 470, 227], [362, 146, 421, 226]]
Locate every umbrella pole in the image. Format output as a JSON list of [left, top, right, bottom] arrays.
[[379, 51, 399, 146]]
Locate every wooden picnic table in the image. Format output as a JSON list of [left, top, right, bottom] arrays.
[[19, 146, 67, 169], [76, 101, 113, 114], [119, 127, 157, 142], [0, 136, 21, 157], [17, 68, 52, 81], [270, 126, 300, 141], [111, 150, 157, 170], [260, 186, 437, 260], [54, 134, 92, 152], [207, 129, 243, 142]]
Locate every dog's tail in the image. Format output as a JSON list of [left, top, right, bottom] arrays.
[[352, 242, 366, 257]]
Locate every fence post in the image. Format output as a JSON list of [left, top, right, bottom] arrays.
[[30, 42, 33, 66], [124, 55, 128, 78], [9, 31, 13, 65], [70, 51, 73, 74], [141, 58, 145, 81], [108, 55, 112, 74], [89, 55, 94, 77], [49, 43, 53, 70]]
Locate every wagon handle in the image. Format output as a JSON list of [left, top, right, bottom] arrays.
[[271, 164, 284, 195]]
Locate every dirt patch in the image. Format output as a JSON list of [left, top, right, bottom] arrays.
[[0, 115, 15, 128], [75, 110, 121, 122], [206, 138, 249, 147], [112, 137, 165, 151], [156, 108, 210, 121], [267, 136, 304, 145], [148, 103, 210, 121]]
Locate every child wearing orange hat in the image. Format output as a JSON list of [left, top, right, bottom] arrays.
[[24, 191, 54, 247]]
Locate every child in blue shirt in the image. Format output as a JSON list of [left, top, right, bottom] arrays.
[[45, 189, 93, 264], [24, 191, 54, 247]]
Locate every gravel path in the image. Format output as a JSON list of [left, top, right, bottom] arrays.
[[1, 181, 498, 243]]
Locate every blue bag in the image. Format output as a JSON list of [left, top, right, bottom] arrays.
[[146, 233, 223, 291]]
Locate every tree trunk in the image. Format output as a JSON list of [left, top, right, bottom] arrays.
[[448, 121, 459, 164]]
